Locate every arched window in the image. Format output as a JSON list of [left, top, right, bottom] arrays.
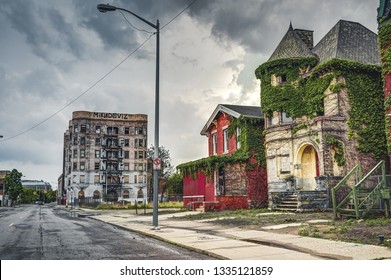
[[78, 190, 85, 199], [123, 190, 130, 199], [137, 189, 144, 198], [93, 190, 101, 199]]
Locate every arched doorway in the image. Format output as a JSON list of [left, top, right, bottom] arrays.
[[297, 144, 319, 190], [107, 190, 118, 202], [93, 190, 101, 199], [78, 190, 85, 199]]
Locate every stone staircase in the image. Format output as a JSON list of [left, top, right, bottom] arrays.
[[274, 194, 299, 211]]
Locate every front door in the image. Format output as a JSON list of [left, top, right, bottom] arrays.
[[301, 145, 318, 190]]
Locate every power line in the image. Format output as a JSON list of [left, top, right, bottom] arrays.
[[0, 0, 200, 143], [0, 34, 154, 143]]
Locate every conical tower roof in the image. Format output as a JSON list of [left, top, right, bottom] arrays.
[[268, 23, 316, 62]]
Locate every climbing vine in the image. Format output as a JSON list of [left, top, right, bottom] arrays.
[[177, 117, 265, 178], [379, 22, 391, 154], [325, 134, 346, 166], [256, 57, 387, 161]]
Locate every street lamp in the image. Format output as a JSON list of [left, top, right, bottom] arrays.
[[97, 4, 160, 229]]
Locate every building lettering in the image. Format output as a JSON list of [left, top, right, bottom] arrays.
[[93, 112, 129, 120]]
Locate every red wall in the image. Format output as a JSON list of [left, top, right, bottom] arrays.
[[207, 113, 238, 156], [183, 172, 206, 209], [182, 110, 268, 211]]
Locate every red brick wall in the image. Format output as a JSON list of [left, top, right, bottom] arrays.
[[207, 113, 237, 156]]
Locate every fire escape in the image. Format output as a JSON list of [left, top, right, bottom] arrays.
[[101, 127, 123, 201]]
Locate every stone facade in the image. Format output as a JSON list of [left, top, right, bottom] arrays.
[[257, 20, 385, 210]]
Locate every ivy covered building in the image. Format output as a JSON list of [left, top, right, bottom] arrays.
[[255, 20, 388, 211], [178, 104, 268, 211]]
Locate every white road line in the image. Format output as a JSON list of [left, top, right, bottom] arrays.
[[9, 223, 13, 227]]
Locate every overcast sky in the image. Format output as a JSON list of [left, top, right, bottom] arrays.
[[0, 0, 379, 189]]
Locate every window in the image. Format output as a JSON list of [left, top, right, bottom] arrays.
[[212, 133, 217, 155], [95, 126, 101, 133], [135, 151, 144, 159], [107, 126, 118, 135], [73, 149, 77, 158], [95, 138, 101, 146], [124, 163, 129, 171], [73, 162, 77, 171], [134, 175, 138, 184], [80, 162, 85, 170], [80, 125, 86, 133], [223, 129, 229, 154], [124, 127, 130, 135], [216, 168, 225, 196], [134, 163, 144, 171], [281, 111, 293, 123], [95, 150, 100, 158], [236, 127, 241, 149], [73, 137, 78, 145], [93, 190, 100, 198], [94, 162, 100, 171], [80, 175, 85, 183], [123, 190, 130, 198], [124, 139, 129, 147], [80, 137, 85, 145], [135, 139, 145, 147], [136, 127, 146, 135], [124, 151, 129, 159], [80, 149, 85, 158], [74, 125, 78, 133], [124, 176, 129, 184]]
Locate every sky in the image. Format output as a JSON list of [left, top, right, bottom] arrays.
[[0, 0, 380, 189]]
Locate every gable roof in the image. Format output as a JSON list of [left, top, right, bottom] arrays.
[[268, 20, 380, 65], [312, 20, 380, 65], [200, 104, 263, 135], [268, 23, 316, 61]]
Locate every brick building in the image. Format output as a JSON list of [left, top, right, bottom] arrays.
[[255, 20, 387, 211], [178, 104, 268, 211], [62, 111, 148, 206]]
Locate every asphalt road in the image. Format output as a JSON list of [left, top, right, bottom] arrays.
[[0, 204, 214, 260]]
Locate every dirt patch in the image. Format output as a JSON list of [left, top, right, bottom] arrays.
[[176, 210, 391, 247]]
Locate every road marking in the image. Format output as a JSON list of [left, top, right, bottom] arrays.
[[9, 223, 13, 227]]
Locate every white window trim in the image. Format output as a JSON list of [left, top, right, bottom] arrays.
[[212, 132, 217, 155], [223, 129, 229, 154]]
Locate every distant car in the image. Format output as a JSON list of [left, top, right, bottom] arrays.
[[36, 201, 44, 205]]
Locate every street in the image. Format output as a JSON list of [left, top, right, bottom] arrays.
[[0, 204, 214, 260]]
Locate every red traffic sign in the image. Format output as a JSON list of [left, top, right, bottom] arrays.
[[153, 158, 161, 170]]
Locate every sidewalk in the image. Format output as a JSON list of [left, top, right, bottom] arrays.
[[69, 207, 391, 260]]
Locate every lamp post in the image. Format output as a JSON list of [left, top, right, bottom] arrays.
[[97, 4, 160, 229]]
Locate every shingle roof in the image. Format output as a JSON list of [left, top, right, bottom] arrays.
[[268, 24, 316, 61], [200, 104, 263, 135], [268, 20, 380, 65], [312, 20, 380, 65]]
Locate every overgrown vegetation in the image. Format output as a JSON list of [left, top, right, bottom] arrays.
[[177, 117, 265, 178], [255, 57, 387, 161]]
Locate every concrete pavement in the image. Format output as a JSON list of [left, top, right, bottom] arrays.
[[65, 207, 391, 260]]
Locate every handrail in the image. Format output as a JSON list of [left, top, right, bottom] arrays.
[[331, 163, 361, 219], [353, 161, 384, 191], [332, 160, 386, 219]]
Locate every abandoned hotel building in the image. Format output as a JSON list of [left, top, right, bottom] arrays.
[[62, 111, 148, 205]]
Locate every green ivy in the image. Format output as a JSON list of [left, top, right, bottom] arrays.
[[255, 57, 387, 161], [379, 22, 391, 154], [325, 134, 346, 166], [177, 117, 265, 178]]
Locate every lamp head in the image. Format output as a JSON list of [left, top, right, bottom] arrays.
[[97, 4, 117, 13]]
